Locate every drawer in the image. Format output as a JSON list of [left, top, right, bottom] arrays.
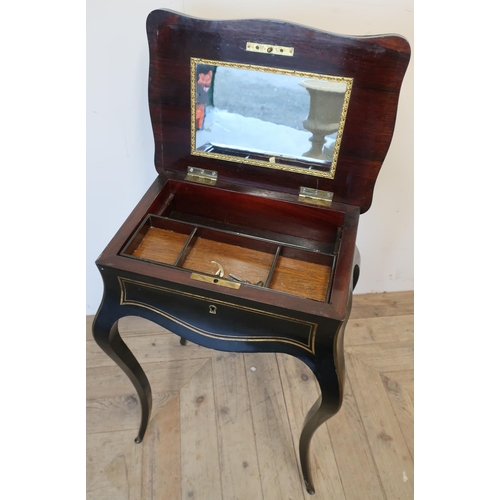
[[118, 276, 317, 354]]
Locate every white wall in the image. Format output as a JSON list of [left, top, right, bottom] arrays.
[[87, 0, 414, 314]]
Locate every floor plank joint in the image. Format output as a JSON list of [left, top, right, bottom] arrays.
[[87, 291, 413, 499]]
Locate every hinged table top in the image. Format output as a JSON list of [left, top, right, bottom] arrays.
[[146, 9, 410, 213]]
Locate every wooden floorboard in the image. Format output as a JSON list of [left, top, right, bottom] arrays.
[[212, 352, 264, 500], [244, 352, 307, 500], [277, 353, 346, 500], [87, 291, 414, 499]]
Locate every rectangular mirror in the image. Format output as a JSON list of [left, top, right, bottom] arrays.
[[190, 58, 353, 179]]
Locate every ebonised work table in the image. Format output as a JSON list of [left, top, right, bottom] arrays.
[[92, 9, 410, 495]]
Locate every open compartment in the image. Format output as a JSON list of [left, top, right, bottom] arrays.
[[179, 228, 277, 286], [158, 180, 344, 255], [120, 179, 346, 302], [121, 216, 194, 266], [268, 247, 335, 302]]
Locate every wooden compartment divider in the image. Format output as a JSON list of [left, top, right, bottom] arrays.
[[120, 201, 344, 302], [173, 227, 199, 267]]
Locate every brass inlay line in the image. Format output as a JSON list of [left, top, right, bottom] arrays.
[[118, 276, 317, 353]]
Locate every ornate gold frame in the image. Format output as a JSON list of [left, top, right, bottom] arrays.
[[190, 57, 353, 179]]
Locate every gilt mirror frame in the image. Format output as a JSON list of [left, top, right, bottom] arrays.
[[190, 58, 353, 180]]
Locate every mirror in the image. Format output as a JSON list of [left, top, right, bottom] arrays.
[[191, 58, 353, 179]]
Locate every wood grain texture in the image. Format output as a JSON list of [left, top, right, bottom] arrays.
[[269, 256, 331, 302], [87, 291, 413, 499], [381, 371, 414, 460], [212, 352, 264, 500], [244, 352, 307, 499], [277, 353, 346, 499], [96, 177, 359, 320], [345, 352, 414, 499], [326, 375, 386, 500], [146, 9, 411, 213], [87, 394, 181, 500], [180, 359, 223, 500], [349, 291, 414, 319], [344, 314, 414, 346], [131, 228, 190, 265], [86, 331, 211, 368], [125, 224, 334, 301], [87, 359, 208, 399], [182, 236, 274, 285]]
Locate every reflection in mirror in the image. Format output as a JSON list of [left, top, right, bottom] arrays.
[[191, 59, 352, 178]]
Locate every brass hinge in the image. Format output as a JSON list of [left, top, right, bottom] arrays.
[[186, 167, 218, 185], [298, 187, 333, 207]]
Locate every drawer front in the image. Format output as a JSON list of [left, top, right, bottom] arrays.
[[118, 276, 317, 354]]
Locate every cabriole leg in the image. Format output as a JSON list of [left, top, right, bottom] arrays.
[[299, 356, 342, 495], [92, 307, 152, 444]]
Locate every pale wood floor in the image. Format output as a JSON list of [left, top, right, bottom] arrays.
[[87, 291, 414, 500]]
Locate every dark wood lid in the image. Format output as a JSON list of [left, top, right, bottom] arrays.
[[146, 9, 410, 213]]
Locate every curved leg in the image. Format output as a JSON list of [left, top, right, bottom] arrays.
[[299, 255, 358, 494], [353, 245, 361, 290], [92, 307, 152, 444], [179, 337, 187, 346], [299, 357, 342, 495]]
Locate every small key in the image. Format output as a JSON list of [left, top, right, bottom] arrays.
[[228, 273, 249, 284], [229, 274, 264, 286]]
